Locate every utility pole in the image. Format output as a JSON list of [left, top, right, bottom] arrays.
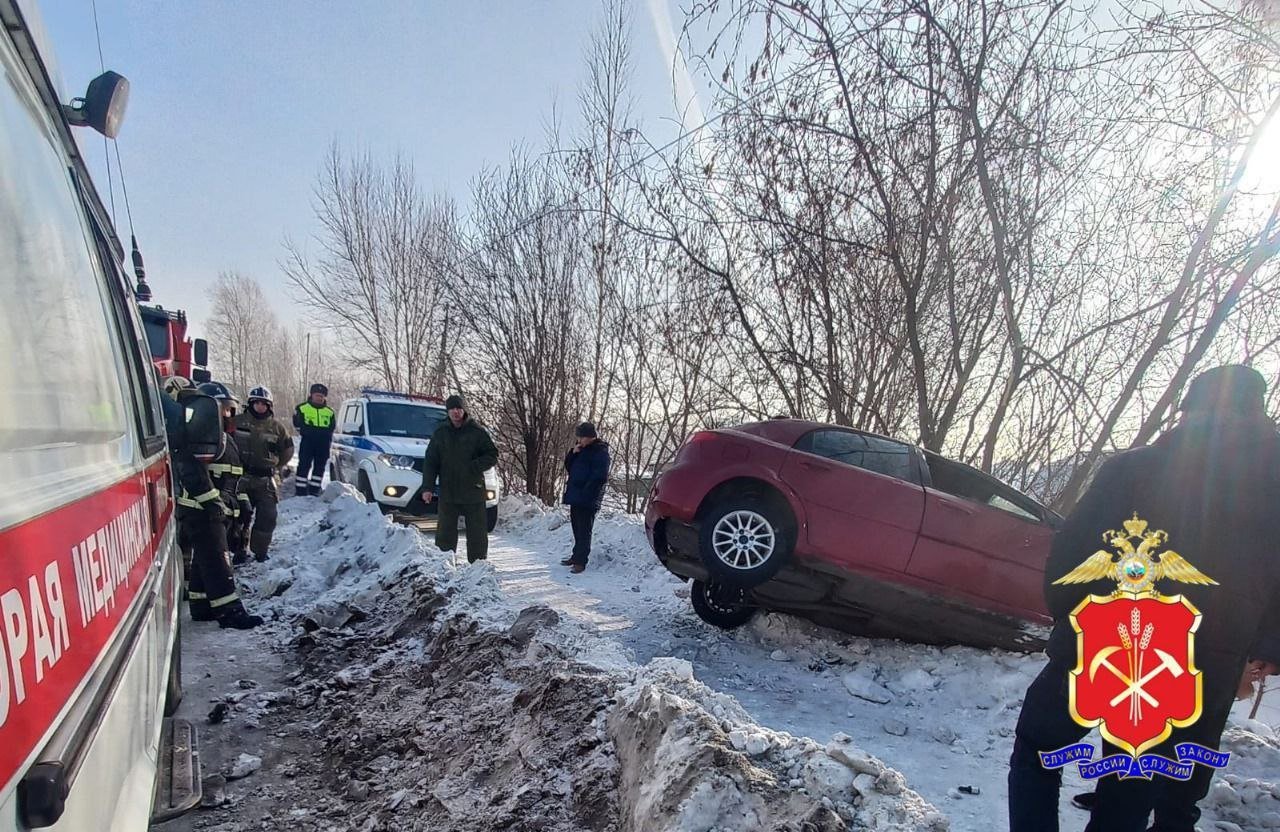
[[302, 332, 312, 400]]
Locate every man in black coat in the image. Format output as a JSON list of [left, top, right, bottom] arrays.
[[420, 395, 499, 563], [1008, 365, 1280, 832], [559, 422, 611, 574]]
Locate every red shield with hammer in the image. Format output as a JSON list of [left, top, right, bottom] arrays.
[[1069, 594, 1203, 758]]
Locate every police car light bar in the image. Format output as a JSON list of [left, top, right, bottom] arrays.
[[360, 387, 445, 404]]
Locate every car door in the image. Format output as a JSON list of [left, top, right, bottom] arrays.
[[909, 453, 1053, 617], [335, 403, 363, 481], [779, 429, 925, 574]]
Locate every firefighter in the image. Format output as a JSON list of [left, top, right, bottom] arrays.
[[162, 377, 263, 629], [292, 383, 335, 497], [198, 381, 245, 550], [234, 385, 293, 561]]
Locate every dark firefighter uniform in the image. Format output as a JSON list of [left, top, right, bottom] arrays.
[[162, 380, 262, 630], [235, 386, 294, 561], [293, 383, 335, 497]]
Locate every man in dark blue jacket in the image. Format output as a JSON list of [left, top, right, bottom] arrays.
[[560, 422, 611, 574]]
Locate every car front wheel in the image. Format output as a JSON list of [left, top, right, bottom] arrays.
[[697, 496, 793, 587], [691, 579, 756, 629]]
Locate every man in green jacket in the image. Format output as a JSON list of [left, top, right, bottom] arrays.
[[421, 394, 498, 563]]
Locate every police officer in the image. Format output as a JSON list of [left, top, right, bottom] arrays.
[[234, 385, 293, 562], [293, 383, 335, 497], [1008, 365, 1280, 832], [162, 377, 263, 629]]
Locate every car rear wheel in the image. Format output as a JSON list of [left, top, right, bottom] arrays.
[[691, 580, 756, 629], [698, 496, 793, 587]]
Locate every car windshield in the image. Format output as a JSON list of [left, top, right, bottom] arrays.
[[366, 402, 443, 439], [143, 314, 170, 359]]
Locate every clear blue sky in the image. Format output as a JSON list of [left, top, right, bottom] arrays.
[[39, 1, 697, 332]]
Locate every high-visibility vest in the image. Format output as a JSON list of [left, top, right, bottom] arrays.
[[297, 403, 334, 428]]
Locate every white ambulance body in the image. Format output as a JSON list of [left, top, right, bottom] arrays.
[[0, 1, 191, 828]]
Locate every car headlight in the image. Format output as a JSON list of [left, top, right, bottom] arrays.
[[377, 454, 418, 470]]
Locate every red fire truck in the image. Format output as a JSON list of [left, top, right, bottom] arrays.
[[139, 304, 210, 383]]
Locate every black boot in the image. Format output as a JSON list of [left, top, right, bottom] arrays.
[[253, 551, 269, 563], [231, 550, 250, 566], [560, 557, 575, 566], [189, 598, 215, 622], [217, 600, 264, 630]]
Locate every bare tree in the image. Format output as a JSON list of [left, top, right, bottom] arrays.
[[284, 145, 456, 394]]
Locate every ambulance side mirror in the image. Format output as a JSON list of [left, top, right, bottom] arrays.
[[64, 71, 130, 138]]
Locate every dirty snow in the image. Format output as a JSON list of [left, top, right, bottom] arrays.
[[155, 488, 1280, 832]]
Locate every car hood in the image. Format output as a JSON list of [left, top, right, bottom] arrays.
[[370, 436, 430, 457]]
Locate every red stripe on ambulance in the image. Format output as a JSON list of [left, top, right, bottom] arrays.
[[0, 460, 171, 796]]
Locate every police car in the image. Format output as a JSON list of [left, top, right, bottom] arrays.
[[329, 389, 500, 530]]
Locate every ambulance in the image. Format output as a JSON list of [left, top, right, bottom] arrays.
[[0, 0, 195, 828]]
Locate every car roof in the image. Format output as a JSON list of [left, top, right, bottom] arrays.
[[731, 419, 902, 447], [350, 389, 446, 407]]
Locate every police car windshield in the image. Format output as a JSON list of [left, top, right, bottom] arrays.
[[366, 402, 443, 439]]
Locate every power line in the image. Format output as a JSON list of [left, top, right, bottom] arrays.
[[89, 0, 118, 230]]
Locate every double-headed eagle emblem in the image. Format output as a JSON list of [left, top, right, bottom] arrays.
[[1053, 513, 1217, 596]]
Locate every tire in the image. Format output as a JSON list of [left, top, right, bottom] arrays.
[[697, 495, 793, 587], [358, 471, 378, 505], [486, 505, 498, 533], [691, 579, 757, 629], [163, 615, 182, 717]]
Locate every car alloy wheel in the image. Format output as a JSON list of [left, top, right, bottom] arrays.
[[711, 509, 776, 570]]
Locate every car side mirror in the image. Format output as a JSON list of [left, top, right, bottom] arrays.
[[193, 339, 208, 367], [64, 71, 130, 138]]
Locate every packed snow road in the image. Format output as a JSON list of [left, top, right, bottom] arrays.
[[154, 489, 1280, 832]]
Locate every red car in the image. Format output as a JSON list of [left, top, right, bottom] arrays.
[[645, 420, 1062, 651]]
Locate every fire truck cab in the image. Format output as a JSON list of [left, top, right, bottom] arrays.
[[0, 0, 196, 829], [140, 305, 210, 383]]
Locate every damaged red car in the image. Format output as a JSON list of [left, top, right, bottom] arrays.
[[644, 420, 1062, 651]]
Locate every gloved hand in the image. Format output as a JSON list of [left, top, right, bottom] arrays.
[[207, 499, 227, 524]]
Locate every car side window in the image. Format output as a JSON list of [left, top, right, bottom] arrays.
[[799, 430, 915, 483], [344, 404, 364, 434]]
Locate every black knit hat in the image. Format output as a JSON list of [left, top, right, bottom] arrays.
[[444, 394, 465, 410], [1181, 365, 1266, 416], [575, 421, 598, 439], [310, 383, 328, 396]]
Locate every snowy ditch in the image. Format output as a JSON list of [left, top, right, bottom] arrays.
[[177, 486, 1280, 832]]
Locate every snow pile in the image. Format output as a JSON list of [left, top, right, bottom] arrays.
[[214, 490, 948, 831], [610, 658, 948, 831]]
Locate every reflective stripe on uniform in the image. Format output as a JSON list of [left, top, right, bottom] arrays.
[[193, 488, 221, 503], [238, 493, 251, 503], [208, 463, 235, 475], [188, 591, 208, 600], [209, 592, 239, 608], [230, 465, 243, 475]]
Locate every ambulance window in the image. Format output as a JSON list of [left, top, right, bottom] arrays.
[[0, 42, 131, 520], [87, 209, 165, 456]]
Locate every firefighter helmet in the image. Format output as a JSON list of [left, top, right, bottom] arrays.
[[246, 385, 273, 406], [162, 375, 195, 400], [198, 381, 239, 404]]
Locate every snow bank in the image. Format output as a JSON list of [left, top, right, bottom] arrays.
[[229, 490, 948, 831]]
